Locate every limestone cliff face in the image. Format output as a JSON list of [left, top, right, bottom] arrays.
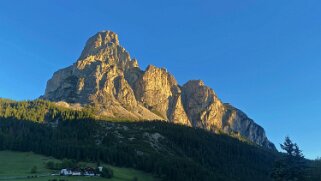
[[132, 65, 191, 125], [222, 104, 275, 149], [43, 31, 275, 150], [181, 80, 225, 130]]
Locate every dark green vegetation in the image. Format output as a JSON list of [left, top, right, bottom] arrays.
[[271, 137, 306, 180], [0, 151, 156, 181], [0, 98, 319, 181], [307, 158, 321, 180], [0, 98, 96, 123], [0, 117, 278, 181], [271, 137, 321, 181], [101, 167, 114, 178]]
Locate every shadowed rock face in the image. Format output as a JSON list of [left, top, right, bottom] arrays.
[[43, 31, 276, 150]]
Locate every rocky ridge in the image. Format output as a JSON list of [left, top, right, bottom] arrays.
[[43, 31, 275, 150]]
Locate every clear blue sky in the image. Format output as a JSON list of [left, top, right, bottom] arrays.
[[0, 0, 320, 159]]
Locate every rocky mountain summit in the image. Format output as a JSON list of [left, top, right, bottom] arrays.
[[43, 31, 275, 150]]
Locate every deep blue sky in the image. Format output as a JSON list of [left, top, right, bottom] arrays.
[[1, 0, 321, 158]]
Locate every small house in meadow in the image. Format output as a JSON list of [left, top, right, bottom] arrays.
[[60, 168, 72, 176]]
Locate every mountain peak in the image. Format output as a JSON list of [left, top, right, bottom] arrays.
[[76, 31, 138, 70], [43, 31, 275, 150], [92, 30, 119, 46], [79, 31, 120, 60]]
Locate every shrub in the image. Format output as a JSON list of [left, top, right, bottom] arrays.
[[30, 166, 37, 173], [46, 161, 55, 169], [101, 167, 114, 178]]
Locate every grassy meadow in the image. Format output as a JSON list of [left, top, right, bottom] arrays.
[[0, 151, 157, 181]]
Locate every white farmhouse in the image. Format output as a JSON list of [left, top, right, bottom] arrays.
[[60, 169, 72, 176]]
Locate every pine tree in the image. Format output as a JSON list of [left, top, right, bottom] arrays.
[[271, 136, 306, 181]]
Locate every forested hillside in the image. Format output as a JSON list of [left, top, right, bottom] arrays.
[[0, 119, 278, 180], [0, 98, 278, 180], [0, 98, 96, 122], [1, 98, 321, 180], [13, 98, 321, 181]]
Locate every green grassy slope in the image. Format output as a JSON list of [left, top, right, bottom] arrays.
[[0, 151, 157, 181]]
